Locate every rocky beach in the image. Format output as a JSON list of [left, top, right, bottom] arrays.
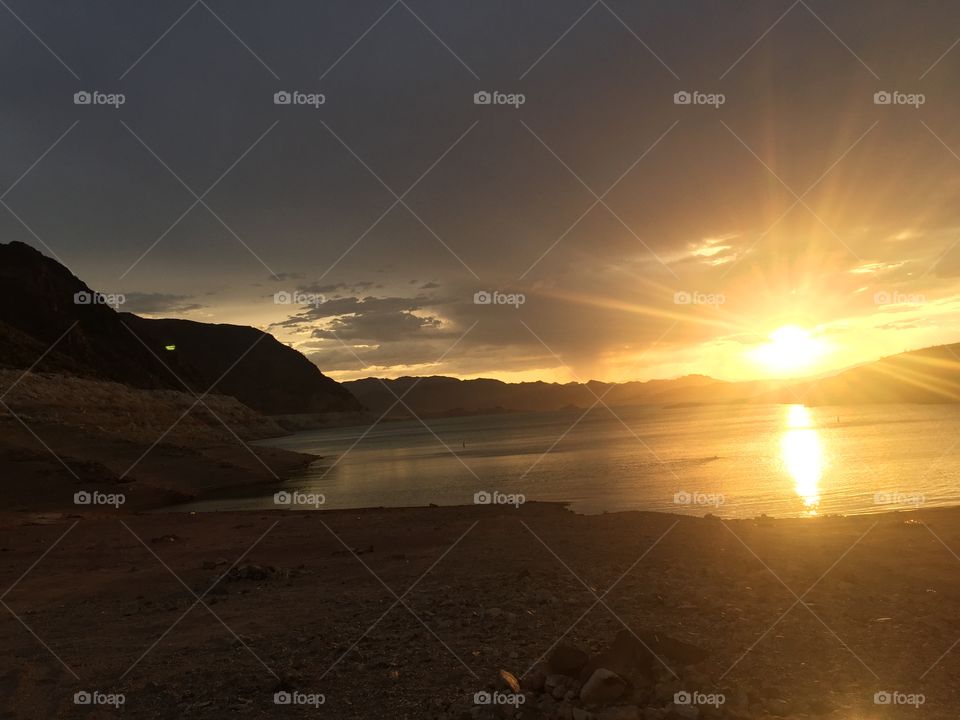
[[2, 502, 958, 719]]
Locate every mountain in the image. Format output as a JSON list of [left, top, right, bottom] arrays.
[[122, 315, 359, 414], [343, 374, 775, 418], [0, 241, 360, 415], [796, 343, 960, 404], [347, 344, 960, 418]]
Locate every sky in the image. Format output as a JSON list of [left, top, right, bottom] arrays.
[[3, 1, 960, 383]]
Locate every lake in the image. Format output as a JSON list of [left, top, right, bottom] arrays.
[[175, 403, 960, 517]]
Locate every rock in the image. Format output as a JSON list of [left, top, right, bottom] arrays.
[[548, 644, 589, 677], [545, 674, 567, 692], [497, 670, 521, 693], [580, 668, 628, 705], [581, 631, 707, 684], [642, 709, 666, 720], [573, 708, 595, 720]]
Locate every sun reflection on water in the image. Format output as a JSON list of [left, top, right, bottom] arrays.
[[781, 405, 824, 514]]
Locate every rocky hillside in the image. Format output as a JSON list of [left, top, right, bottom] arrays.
[[123, 315, 360, 415], [0, 241, 360, 415]]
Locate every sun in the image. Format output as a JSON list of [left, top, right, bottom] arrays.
[[749, 325, 830, 376]]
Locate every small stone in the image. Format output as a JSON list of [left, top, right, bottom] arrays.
[[497, 669, 521, 693], [580, 668, 628, 705]]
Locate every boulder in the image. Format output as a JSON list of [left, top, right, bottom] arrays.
[[580, 668, 628, 705], [581, 631, 707, 683]]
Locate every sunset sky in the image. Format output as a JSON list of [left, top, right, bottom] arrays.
[[4, 1, 960, 382]]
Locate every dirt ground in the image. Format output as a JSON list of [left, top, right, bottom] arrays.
[[1, 502, 959, 719]]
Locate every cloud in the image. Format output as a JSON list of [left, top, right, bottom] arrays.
[[121, 293, 203, 315]]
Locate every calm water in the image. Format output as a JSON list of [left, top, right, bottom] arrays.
[[177, 404, 960, 517]]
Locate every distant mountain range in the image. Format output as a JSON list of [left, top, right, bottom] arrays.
[[346, 343, 960, 418], [0, 241, 360, 415]]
